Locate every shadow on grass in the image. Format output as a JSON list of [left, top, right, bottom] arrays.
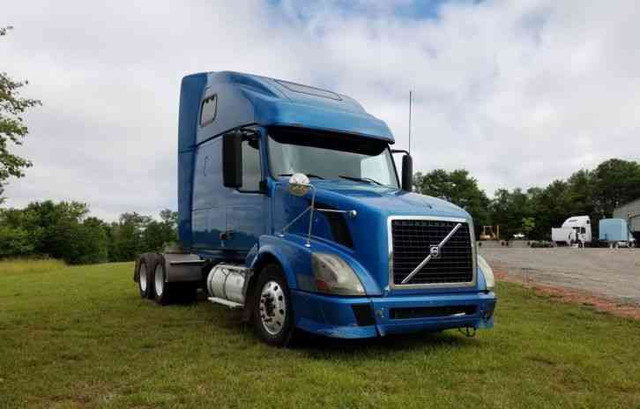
[[218, 308, 477, 356], [173, 293, 481, 357], [291, 329, 478, 358]]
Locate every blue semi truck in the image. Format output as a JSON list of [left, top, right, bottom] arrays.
[[134, 71, 497, 346]]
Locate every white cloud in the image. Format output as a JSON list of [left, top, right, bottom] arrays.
[[2, 0, 639, 219]]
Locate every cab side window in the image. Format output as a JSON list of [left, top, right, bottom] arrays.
[[240, 137, 261, 191]]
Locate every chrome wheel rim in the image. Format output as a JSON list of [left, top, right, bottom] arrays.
[[155, 265, 164, 297], [259, 280, 286, 336], [139, 263, 148, 292]]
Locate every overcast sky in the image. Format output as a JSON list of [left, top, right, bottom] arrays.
[[2, 0, 639, 220]]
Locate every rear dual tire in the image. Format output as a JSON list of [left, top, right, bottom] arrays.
[[153, 260, 172, 305], [136, 253, 197, 305], [152, 257, 197, 305], [136, 254, 156, 299]]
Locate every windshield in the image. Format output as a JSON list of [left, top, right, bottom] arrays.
[[267, 128, 399, 188]]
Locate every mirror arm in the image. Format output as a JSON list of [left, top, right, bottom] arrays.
[[391, 149, 410, 155], [306, 186, 316, 248], [258, 179, 269, 195], [279, 183, 316, 248], [240, 128, 260, 139], [280, 206, 311, 235]]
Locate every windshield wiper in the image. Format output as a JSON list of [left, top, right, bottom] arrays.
[[278, 173, 325, 179], [338, 175, 383, 185]]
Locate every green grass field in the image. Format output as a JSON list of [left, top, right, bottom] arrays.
[[1, 260, 640, 409]]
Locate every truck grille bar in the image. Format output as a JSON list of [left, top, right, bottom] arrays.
[[389, 217, 475, 287]]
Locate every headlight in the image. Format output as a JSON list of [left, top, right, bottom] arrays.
[[311, 252, 365, 296], [477, 255, 495, 292]]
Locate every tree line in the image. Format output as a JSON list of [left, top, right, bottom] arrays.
[[1, 158, 638, 264], [0, 201, 178, 264], [414, 158, 640, 241]]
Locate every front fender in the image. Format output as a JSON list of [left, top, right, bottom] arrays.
[[248, 234, 313, 290], [248, 234, 382, 296], [476, 266, 489, 291]]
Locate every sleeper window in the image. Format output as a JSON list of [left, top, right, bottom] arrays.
[[200, 95, 217, 126], [241, 137, 261, 191]]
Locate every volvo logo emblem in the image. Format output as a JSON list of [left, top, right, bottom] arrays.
[[429, 245, 441, 259]]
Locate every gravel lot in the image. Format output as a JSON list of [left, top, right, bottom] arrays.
[[479, 247, 640, 303]]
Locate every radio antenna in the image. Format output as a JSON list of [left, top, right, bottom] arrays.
[[408, 90, 413, 155]]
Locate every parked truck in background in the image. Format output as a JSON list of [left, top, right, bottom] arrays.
[[552, 216, 592, 247], [134, 71, 497, 346], [599, 218, 636, 248]]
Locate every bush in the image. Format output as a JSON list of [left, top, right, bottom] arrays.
[[530, 241, 554, 248], [0, 225, 35, 257]]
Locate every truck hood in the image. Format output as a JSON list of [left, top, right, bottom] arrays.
[[272, 179, 476, 295], [309, 180, 471, 220]]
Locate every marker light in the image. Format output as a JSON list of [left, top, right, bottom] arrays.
[[477, 254, 496, 292]]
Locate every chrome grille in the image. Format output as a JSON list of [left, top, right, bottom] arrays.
[[390, 218, 474, 285]]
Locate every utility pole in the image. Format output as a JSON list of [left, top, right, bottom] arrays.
[[408, 90, 412, 155]]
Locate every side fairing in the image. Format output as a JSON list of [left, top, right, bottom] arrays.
[[177, 73, 208, 249], [191, 137, 225, 251]]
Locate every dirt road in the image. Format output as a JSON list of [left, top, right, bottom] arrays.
[[479, 247, 640, 303]]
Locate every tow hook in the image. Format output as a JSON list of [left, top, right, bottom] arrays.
[[458, 327, 477, 338]]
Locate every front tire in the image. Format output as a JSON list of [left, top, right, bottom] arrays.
[[253, 264, 294, 347]]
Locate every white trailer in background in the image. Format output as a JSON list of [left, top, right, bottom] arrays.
[[551, 216, 592, 247]]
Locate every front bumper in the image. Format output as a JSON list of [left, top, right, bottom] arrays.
[[291, 290, 497, 339]]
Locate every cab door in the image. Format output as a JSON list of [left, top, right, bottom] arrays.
[[223, 132, 267, 253]]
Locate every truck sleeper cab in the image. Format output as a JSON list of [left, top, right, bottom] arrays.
[[134, 71, 497, 346], [552, 216, 592, 247]]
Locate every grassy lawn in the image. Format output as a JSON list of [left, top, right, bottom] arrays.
[[1, 261, 640, 408]]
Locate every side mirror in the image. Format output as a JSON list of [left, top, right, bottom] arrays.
[[288, 173, 311, 196], [401, 154, 413, 191], [223, 131, 242, 188]]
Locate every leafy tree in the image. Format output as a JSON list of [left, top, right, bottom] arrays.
[[68, 217, 109, 264], [22, 201, 89, 257], [159, 209, 178, 227], [0, 200, 110, 264], [0, 200, 178, 263], [0, 26, 41, 202], [592, 159, 640, 217], [521, 217, 535, 238], [108, 212, 151, 262], [0, 206, 41, 249], [527, 181, 570, 239], [565, 169, 595, 216], [0, 224, 34, 257], [143, 209, 178, 252], [414, 169, 491, 234], [489, 188, 535, 239]]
